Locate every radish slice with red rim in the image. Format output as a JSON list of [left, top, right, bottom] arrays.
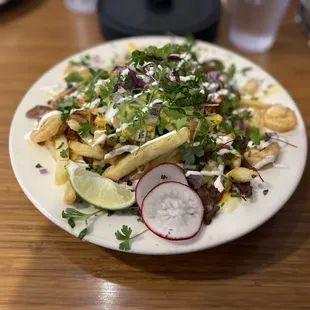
[[135, 163, 188, 208], [141, 181, 204, 240]]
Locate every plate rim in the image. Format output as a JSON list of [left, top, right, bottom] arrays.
[[9, 35, 308, 255]]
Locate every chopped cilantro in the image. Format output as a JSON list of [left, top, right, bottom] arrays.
[[65, 72, 84, 83], [247, 126, 265, 145], [161, 174, 168, 180], [58, 98, 79, 123], [78, 119, 96, 138], [60, 148, 70, 159], [35, 163, 42, 168], [220, 96, 241, 116], [263, 189, 269, 196], [226, 64, 236, 80], [179, 142, 205, 165], [89, 162, 106, 175], [175, 117, 188, 131]]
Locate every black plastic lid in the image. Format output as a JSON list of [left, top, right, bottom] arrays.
[[98, 0, 222, 41]]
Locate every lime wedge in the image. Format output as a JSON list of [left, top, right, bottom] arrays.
[[67, 161, 135, 210]]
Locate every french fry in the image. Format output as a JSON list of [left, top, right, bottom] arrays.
[[103, 127, 190, 180], [93, 130, 107, 146], [55, 134, 69, 185], [69, 141, 105, 160], [240, 79, 260, 95], [69, 151, 82, 161], [64, 181, 76, 204], [241, 99, 272, 110], [45, 139, 56, 160], [127, 148, 182, 180], [30, 115, 63, 143], [67, 119, 81, 132]]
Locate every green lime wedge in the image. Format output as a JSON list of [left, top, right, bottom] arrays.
[[67, 161, 135, 210]]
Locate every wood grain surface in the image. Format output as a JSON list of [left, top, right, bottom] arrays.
[[1, 1, 310, 309]]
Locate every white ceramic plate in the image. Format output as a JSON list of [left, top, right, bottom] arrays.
[[10, 36, 307, 255]]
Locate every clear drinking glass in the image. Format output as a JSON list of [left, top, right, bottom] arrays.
[[64, 0, 98, 14], [229, 0, 291, 53]]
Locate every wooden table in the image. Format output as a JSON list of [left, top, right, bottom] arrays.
[[1, 1, 310, 309]]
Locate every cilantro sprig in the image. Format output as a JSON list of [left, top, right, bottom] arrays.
[[115, 225, 148, 251], [60, 148, 70, 159], [247, 126, 265, 145], [78, 119, 96, 138], [62, 207, 106, 240]]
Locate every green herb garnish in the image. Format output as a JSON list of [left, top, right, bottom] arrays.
[[115, 225, 148, 251], [247, 126, 265, 145], [227, 64, 236, 80], [60, 148, 70, 159], [78, 119, 96, 138], [175, 117, 188, 131], [56, 142, 64, 150], [62, 207, 106, 240], [263, 189, 269, 196], [35, 163, 42, 168], [65, 72, 84, 83]]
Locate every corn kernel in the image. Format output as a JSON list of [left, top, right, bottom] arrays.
[[94, 116, 108, 128], [146, 125, 155, 132]]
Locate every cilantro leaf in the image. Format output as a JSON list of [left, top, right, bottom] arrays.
[[68, 218, 75, 228], [226, 64, 236, 80], [115, 225, 132, 251], [61, 110, 70, 123], [35, 163, 42, 168], [60, 148, 70, 159], [220, 96, 241, 116], [115, 225, 148, 251], [175, 117, 188, 131], [65, 72, 84, 83], [58, 98, 79, 123], [88, 162, 106, 175], [161, 174, 168, 180], [247, 126, 265, 145], [157, 118, 169, 135], [263, 189, 269, 196], [179, 143, 205, 165], [78, 119, 96, 138], [78, 228, 88, 240]]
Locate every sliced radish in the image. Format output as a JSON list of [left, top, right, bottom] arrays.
[[135, 163, 188, 208], [141, 181, 204, 240]]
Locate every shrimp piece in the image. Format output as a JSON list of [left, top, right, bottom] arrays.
[[264, 104, 297, 132], [244, 142, 280, 170], [241, 98, 272, 110]]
